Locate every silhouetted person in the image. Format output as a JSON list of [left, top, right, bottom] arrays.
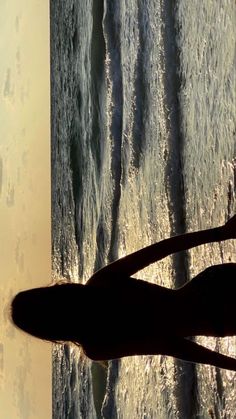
[[11, 215, 236, 370]]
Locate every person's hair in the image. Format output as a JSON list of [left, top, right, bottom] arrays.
[[11, 283, 86, 346]]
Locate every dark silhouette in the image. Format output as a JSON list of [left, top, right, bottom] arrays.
[[11, 215, 236, 370]]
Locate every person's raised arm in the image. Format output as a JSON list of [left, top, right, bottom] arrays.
[[94, 215, 236, 278]]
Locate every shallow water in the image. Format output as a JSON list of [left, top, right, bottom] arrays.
[[51, 0, 236, 417]]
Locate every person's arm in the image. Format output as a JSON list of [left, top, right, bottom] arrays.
[[83, 336, 236, 371], [165, 337, 236, 371], [93, 215, 236, 278]]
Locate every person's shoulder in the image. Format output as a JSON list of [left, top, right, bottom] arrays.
[[86, 270, 134, 287], [86, 271, 109, 286]]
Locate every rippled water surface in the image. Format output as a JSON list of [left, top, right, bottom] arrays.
[[51, 0, 236, 417]]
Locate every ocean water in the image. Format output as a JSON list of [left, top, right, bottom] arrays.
[[50, 0, 236, 418]]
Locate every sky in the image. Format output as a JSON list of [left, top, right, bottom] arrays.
[[0, 1, 51, 418]]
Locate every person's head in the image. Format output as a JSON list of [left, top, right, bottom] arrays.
[[11, 283, 86, 344]]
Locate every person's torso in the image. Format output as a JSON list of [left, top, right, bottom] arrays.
[[86, 276, 176, 345]]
